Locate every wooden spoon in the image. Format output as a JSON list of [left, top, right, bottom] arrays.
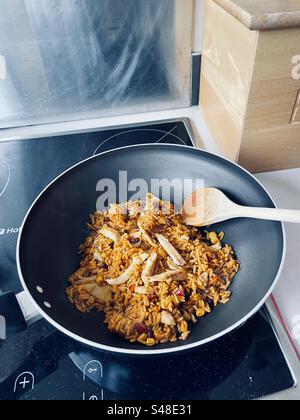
[[182, 187, 300, 227]]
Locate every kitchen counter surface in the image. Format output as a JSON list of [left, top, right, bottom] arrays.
[[214, 0, 300, 30], [256, 169, 300, 355], [0, 106, 299, 400]]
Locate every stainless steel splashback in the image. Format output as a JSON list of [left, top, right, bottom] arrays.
[[0, 0, 193, 129]]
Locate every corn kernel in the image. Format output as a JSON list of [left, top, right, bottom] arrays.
[[180, 320, 188, 333], [196, 308, 206, 318], [146, 338, 156, 347], [209, 232, 219, 245]]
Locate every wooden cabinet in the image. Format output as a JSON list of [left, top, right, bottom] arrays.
[[200, 0, 300, 173]]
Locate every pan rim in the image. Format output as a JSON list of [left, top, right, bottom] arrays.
[[16, 143, 286, 355]]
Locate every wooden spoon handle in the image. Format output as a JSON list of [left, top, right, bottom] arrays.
[[236, 206, 300, 223]]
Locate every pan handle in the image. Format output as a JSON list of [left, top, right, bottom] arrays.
[[0, 291, 41, 339]]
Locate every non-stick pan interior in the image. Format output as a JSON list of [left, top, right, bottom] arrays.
[[18, 145, 284, 353]]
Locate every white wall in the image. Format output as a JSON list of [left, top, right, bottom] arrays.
[[193, 0, 204, 52]]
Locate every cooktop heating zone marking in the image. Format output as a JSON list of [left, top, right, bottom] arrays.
[[0, 160, 11, 198], [93, 127, 186, 156]]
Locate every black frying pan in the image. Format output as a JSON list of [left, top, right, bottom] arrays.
[[10, 145, 284, 355]]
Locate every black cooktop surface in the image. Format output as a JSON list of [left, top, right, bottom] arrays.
[[0, 119, 295, 400]]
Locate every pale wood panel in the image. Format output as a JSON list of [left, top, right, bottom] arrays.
[[214, 0, 300, 30], [201, 0, 257, 125], [239, 28, 300, 172], [239, 128, 300, 173], [201, 73, 242, 160], [200, 0, 258, 160]]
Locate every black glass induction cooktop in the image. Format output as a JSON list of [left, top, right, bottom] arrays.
[[0, 119, 295, 400]]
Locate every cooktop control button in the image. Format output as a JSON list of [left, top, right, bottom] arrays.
[[14, 372, 35, 393], [0, 315, 5, 340], [83, 360, 103, 382], [88, 395, 98, 401], [83, 390, 104, 401]]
